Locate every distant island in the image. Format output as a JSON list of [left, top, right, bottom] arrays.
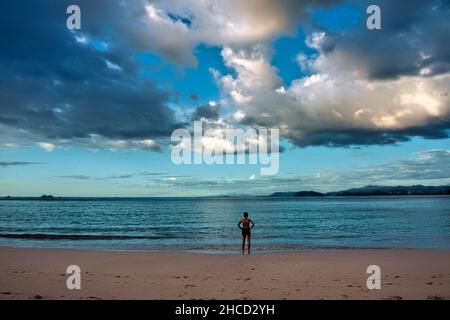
[[268, 185, 450, 197], [39, 195, 55, 200]]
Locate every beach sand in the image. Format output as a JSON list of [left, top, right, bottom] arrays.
[[0, 247, 449, 300]]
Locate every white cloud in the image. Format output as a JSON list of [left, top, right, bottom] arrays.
[[233, 110, 246, 122], [132, 0, 336, 66], [105, 60, 122, 71], [136, 139, 160, 151], [38, 142, 55, 152]]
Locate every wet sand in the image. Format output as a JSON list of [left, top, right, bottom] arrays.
[[0, 247, 449, 300]]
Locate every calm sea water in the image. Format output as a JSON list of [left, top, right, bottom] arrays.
[[0, 196, 449, 252]]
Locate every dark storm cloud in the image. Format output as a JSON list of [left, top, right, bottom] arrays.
[[318, 0, 450, 79], [0, 0, 180, 147], [191, 104, 220, 121], [285, 119, 450, 148]]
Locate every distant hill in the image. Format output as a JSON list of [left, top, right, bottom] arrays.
[[328, 185, 450, 196], [269, 191, 324, 197], [269, 192, 298, 197], [40, 194, 55, 200], [295, 191, 324, 197], [268, 185, 450, 197]]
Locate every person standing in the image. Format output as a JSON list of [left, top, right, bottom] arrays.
[[238, 212, 254, 255]]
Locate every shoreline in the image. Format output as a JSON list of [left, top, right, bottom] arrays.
[[2, 245, 450, 254], [1, 247, 449, 300]]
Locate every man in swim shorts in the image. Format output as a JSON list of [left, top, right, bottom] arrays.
[[238, 212, 255, 255]]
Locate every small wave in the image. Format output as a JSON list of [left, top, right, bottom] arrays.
[[0, 233, 163, 240]]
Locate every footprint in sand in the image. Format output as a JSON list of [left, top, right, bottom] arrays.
[[426, 281, 433, 285]]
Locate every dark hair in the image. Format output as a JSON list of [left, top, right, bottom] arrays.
[[243, 212, 248, 218]]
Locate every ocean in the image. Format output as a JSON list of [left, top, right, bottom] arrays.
[[1, 196, 449, 252]]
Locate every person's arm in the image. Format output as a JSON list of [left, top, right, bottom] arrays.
[[250, 219, 255, 229], [237, 219, 243, 230]]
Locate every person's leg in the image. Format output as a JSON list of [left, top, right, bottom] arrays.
[[241, 234, 246, 254], [247, 235, 251, 254]]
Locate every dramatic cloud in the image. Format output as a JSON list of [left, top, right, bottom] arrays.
[[316, 0, 450, 80], [191, 104, 221, 121], [213, 1, 450, 147], [1, 0, 449, 152], [0, 0, 180, 151], [139, 0, 342, 66]]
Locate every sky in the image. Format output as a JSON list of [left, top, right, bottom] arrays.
[[0, 0, 449, 197]]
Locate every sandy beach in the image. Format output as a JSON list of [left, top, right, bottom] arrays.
[[0, 247, 449, 300]]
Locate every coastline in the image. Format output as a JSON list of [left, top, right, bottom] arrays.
[[0, 247, 449, 300]]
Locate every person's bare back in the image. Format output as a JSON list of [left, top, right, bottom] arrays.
[[238, 212, 254, 254]]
